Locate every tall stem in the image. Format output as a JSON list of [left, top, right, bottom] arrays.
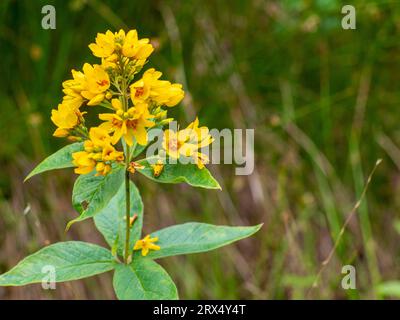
[[120, 62, 132, 264], [124, 145, 131, 264]]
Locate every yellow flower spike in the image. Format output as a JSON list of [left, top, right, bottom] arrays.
[[133, 235, 160, 257], [151, 160, 164, 177]]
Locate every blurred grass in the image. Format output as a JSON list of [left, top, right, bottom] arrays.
[[1, 0, 400, 299]]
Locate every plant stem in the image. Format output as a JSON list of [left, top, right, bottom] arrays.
[[120, 58, 132, 264], [124, 144, 131, 264]]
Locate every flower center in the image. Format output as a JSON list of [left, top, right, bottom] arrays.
[[168, 138, 181, 151], [126, 119, 138, 129], [135, 87, 144, 97], [97, 79, 109, 87], [112, 118, 122, 128]]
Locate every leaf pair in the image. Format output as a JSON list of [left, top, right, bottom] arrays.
[[0, 241, 176, 299], [0, 222, 262, 299]]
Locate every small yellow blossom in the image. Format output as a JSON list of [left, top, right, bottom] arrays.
[[133, 235, 160, 256], [72, 127, 124, 176], [88, 30, 116, 58], [51, 103, 84, 138], [62, 69, 86, 109], [87, 126, 112, 147], [122, 30, 154, 61], [99, 99, 154, 146], [72, 151, 97, 175], [130, 68, 184, 107], [89, 29, 153, 65], [81, 63, 110, 106], [162, 118, 214, 169], [151, 160, 164, 177]]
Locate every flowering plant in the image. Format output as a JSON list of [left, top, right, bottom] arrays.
[[0, 29, 261, 299]]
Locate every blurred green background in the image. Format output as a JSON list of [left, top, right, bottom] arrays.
[[1, 0, 400, 299]]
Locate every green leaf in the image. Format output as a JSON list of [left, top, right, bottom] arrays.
[[137, 158, 221, 189], [113, 259, 178, 300], [94, 181, 143, 257], [141, 222, 262, 259], [68, 167, 124, 229], [24, 142, 84, 181], [377, 281, 400, 298], [0, 241, 114, 286]]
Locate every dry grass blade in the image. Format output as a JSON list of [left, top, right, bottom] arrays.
[[308, 159, 383, 296]]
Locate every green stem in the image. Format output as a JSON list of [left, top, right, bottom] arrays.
[[119, 56, 132, 264], [124, 146, 131, 264]]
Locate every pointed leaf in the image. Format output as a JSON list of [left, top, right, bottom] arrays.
[[0, 241, 114, 286], [113, 259, 178, 300], [141, 222, 262, 259], [68, 167, 125, 228], [25, 142, 84, 181], [94, 181, 143, 257], [137, 158, 221, 189]]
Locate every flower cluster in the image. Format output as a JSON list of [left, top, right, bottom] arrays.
[[72, 128, 124, 176], [162, 118, 214, 169], [50, 29, 212, 176]]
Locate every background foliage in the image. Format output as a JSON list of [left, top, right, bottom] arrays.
[[1, 0, 400, 299]]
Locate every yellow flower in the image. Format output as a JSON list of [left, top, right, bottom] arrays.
[[88, 30, 116, 58], [89, 29, 153, 63], [72, 127, 124, 176], [122, 30, 154, 61], [81, 63, 110, 106], [102, 143, 124, 162], [99, 99, 154, 146], [133, 235, 160, 256], [95, 162, 112, 176], [151, 159, 164, 177], [72, 151, 96, 174], [62, 69, 86, 109], [162, 118, 214, 169], [51, 103, 84, 138], [88, 126, 112, 147], [130, 68, 184, 107]]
